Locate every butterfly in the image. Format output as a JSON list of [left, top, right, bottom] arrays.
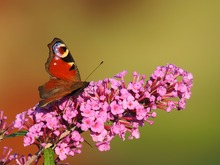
[[38, 38, 88, 107]]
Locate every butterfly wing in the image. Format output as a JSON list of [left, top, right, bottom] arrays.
[[38, 79, 87, 107], [46, 38, 81, 81], [38, 38, 87, 107]]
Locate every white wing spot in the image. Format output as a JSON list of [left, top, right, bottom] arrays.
[[55, 56, 59, 60]]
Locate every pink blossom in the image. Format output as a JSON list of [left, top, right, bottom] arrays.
[[28, 122, 44, 137], [71, 131, 83, 142], [157, 86, 167, 96], [91, 129, 108, 142], [81, 117, 94, 131], [55, 143, 70, 161], [91, 119, 105, 133], [110, 122, 126, 140], [110, 101, 124, 115], [24, 133, 35, 146], [46, 117, 60, 130], [14, 112, 27, 130], [63, 108, 78, 123], [114, 70, 127, 78], [96, 141, 111, 151], [136, 104, 147, 120]]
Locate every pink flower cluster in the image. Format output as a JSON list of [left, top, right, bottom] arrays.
[[14, 106, 84, 161], [78, 64, 193, 150], [13, 64, 193, 162], [0, 147, 40, 165], [0, 147, 18, 165], [0, 111, 14, 139]]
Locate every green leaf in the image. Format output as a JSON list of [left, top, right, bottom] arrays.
[[5, 130, 28, 138], [44, 148, 55, 165]]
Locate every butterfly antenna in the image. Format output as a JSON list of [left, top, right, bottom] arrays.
[[85, 61, 104, 81]]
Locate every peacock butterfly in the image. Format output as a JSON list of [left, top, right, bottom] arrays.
[[38, 38, 88, 107]]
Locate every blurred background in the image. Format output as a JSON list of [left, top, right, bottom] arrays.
[[0, 0, 219, 164]]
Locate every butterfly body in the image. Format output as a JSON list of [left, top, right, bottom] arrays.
[[38, 38, 88, 107]]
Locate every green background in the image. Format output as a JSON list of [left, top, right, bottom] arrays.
[[0, 1, 219, 164]]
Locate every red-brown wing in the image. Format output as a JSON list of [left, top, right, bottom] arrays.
[[38, 38, 87, 107], [38, 79, 87, 107], [46, 38, 81, 81]]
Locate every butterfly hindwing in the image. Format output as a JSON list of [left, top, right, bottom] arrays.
[[38, 79, 87, 107]]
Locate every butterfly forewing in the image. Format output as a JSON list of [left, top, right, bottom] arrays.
[[46, 38, 81, 81]]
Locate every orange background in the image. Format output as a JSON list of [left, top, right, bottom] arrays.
[[0, 1, 219, 165]]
